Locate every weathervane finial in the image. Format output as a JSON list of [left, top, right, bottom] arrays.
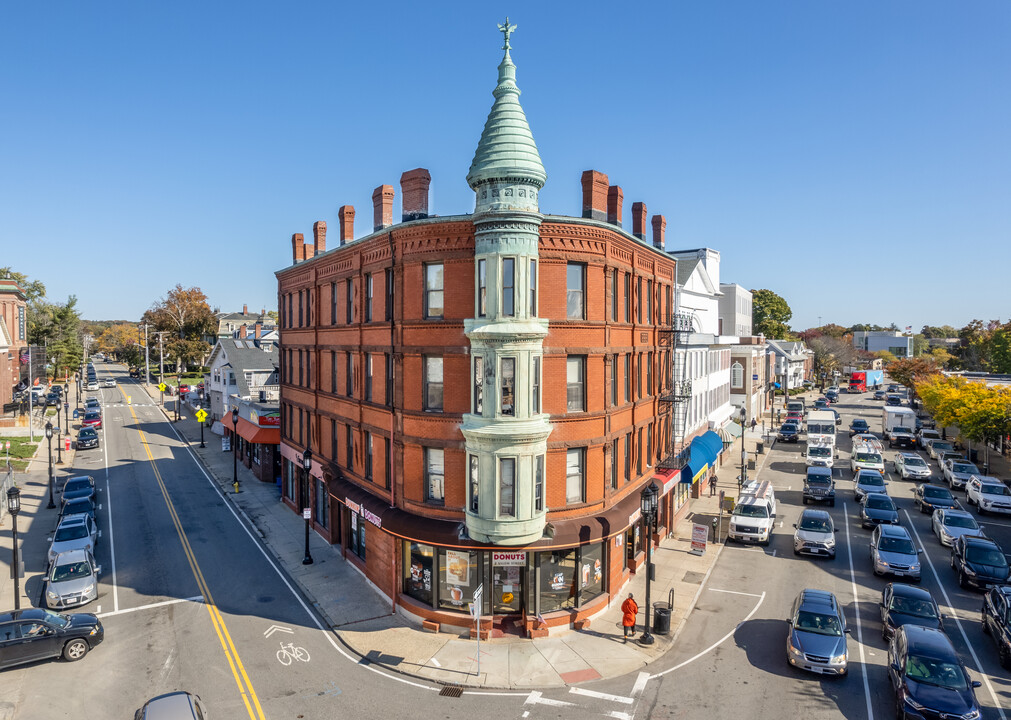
[[498, 17, 517, 52]]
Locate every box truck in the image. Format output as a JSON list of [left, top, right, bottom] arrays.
[[848, 369, 884, 393], [883, 406, 917, 448]]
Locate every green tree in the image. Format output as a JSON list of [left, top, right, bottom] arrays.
[[0, 267, 46, 304], [989, 323, 1011, 373], [957, 319, 996, 371], [751, 289, 793, 339], [142, 285, 216, 373], [912, 334, 929, 357]]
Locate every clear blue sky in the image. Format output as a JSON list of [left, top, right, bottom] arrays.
[[3, 1, 1008, 331]]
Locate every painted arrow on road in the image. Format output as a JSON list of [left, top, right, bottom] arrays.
[[264, 624, 293, 638]]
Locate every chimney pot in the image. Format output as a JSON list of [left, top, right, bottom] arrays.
[[243, 304, 248, 315], [581, 170, 609, 221], [313, 220, 327, 255], [631, 203, 647, 240], [401, 168, 431, 221], [606, 185, 623, 226], [339, 206, 355, 245], [291, 233, 305, 263], [372, 184, 395, 231], [651, 214, 667, 250]]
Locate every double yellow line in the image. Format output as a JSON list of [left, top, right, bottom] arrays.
[[124, 391, 265, 719]]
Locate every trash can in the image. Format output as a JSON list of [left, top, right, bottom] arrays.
[[652, 603, 672, 635], [748, 459, 756, 470], [756, 441, 764, 454]]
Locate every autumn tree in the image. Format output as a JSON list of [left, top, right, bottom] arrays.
[[142, 285, 216, 373], [751, 289, 793, 339], [887, 357, 939, 390], [874, 350, 898, 364], [96, 323, 143, 366]]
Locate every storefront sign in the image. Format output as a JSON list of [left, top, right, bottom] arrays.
[[691, 464, 708, 485], [250, 409, 280, 426], [344, 497, 382, 529], [690, 523, 708, 555], [492, 551, 525, 567], [662, 475, 678, 496]]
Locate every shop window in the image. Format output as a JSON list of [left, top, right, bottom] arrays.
[[314, 477, 328, 529], [502, 257, 515, 316], [566, 263, 585, 319], [424, 263, 444, 319], [500, 457, 515, 517], [403, 541, 434, 607], [536, 544, 606, 613], [626, 523, 642, 563], [285, 459, 296, 501], [439, 548, 480, 612], [579, 542, 604, 602], [500, 358, 515, 416], [425, 448, 445, 505], [349, 511, 366, 560]]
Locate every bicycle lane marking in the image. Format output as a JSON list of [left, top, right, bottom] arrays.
[[128, 402, 266, 720]]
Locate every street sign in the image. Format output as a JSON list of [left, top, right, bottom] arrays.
[[73, 409, 79, 419], [158, 383, 167, 392], [4, 441, 9, 450], [473, 583, 483, 605], [64, 402, 69, 410], [195, 409, 208, 423], [302, 509, 311, 519]]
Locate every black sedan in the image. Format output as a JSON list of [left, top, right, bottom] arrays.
[[982, 586, 1011, 669], [880, 583, 942, 641], [76, 427, 99, 450], [825, 390, 839, 403], [914, 484, 958, 514], [0, 608, 104, 669], [45, 392, 60, 406], [861, 493, 899, 528], [849, 419, 870, 437], [777, 422, 800, 442], [951, 535, 1010, 590]]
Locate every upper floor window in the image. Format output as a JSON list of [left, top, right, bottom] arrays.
[[566, 263, 585, 319], [611, 438, 619, 489], [364, 431, 373, 481], [637, 277, 643, 324], [566, 448, 585, 505], [469, 455, 480, 513], [501, 258, 515, 317], [534, 455, 544, 512], [364, 353, 373, 402], [500, 357, 515, 416], [566, 356, 586, 412], [624, 354, 631, 403], [346, 279, 353, 324], [647, 280, 653, 324], [499, 458, 515, 517], [530, 259, 537, 316], [345, 352, 353, 396], [298, 290, 304, 327], [425, 448, 444, 505], [385, 353, 393, 408], [477, 259, 487, 317], [425, 263, 444, 319], [611, 269, 618, 322], [364, 274, 373, 322], [424, 356, 443, 411], [331, 283, 337, 326], [531, 357, 541, 414], [731, 361, 744, 388], [385, 268, 394, 322], [473, 356, 484, 414], [610, 355, 618, 407], [624, 273, 631, 323]]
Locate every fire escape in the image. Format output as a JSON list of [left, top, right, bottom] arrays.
[[658, 290, 695, 472]]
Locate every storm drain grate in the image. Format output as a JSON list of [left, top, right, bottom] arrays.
[[440, 685, 464, 698]]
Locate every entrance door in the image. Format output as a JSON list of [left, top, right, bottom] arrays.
[[492, 563, 523, 614]]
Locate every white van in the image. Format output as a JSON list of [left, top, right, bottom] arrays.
[[729, 481, 776, 546], [850, 441, 885, 475]]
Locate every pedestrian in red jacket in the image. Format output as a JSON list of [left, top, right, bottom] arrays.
[[621, 593, 638, 641]]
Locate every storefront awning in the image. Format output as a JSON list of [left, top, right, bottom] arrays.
[[234, 416, 279, 445], [717, 421, 741, 446]]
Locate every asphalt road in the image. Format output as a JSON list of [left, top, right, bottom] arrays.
[[7, 370, 1009, 720]]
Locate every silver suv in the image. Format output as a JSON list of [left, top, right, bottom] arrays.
[[870, 524, 922, 581], [793, 509, 837, 559], [786, 589, 850, 675]]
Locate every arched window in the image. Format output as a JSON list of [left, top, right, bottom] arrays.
[[731, 361, 744, 389]]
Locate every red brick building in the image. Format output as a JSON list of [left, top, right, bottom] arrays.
[[0, 278, 28, 412], [276, 30, 690, 635]]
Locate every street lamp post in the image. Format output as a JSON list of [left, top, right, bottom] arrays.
[[638, 480, 659, 646], [301, 447, 314, 565], [739, 406, 748, 490], [45, 421, 55, 509], [7, 486, 22, 610], [231, 408, 240, 494], [56, 398, 65, 465]]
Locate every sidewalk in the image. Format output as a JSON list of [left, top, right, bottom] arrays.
[[121, 385, 778, 688]]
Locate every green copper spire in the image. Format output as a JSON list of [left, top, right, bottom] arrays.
[[467, 19, 547, 191]]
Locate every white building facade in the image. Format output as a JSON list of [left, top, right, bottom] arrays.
[[852, 331, 913, 358]]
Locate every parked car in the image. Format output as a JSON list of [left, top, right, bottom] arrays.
[[45, 550, 101, 610], [870, 524, 921, 581], [793, 509, 837, 558], [893, 452, 931, 481], [178, 384, 190, 394], [888, 626, 981, 720], [861, 493, 899, 528], [849, 418, 870, 436], [786, 588, 850, 676], [82, 410, 102, 429], [777, 422, 800, 443], [926, 439, 954, 462], [854, 470, 888, 503], [918, 428, 941, 450], [135, 692, 207, 720], [880, 583, 942, 641], [0, 608, 104, 668], [84, 397, 101, 411], [86, 380, 99, 391], [59, 497, 96, 522], [913, 484, 959, 514], [76, 427, 99, 450], [966, 475, 1011, 515], [60, 475, 95, 506], [950, 535, 1010, 590], [932, 508, 983, 547], [47, 515, 98, 565], [873, 390, 887, 401], [942, 459, 979, 490], [981, 585, 1011, 669], [45, 392, 60, 407], [102, 377, 116, 388]]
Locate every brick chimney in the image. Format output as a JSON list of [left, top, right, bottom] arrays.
[[338, 206, 355, 245], [631, 203, 647, 240], [651, 215, 666, 250], [313, 220, 327, 255], [238, 325, 247, 339], [253, 322, 262, 339], [607, 185, 623, 226], [372, 184, 395, 231], [304, 243, 315, 260], [401, 168, 431, 221], [291, 233, 305, 263], [243, 304, 248, 315], [581, 170, 608, 221]]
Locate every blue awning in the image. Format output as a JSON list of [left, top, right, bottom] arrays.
[[680, 431, 723, 483]]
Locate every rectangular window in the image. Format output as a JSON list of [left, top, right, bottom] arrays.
[[566, 448, 585, 505], [364, 273, 373, 322], [298, 350, 304, 387], [473, 356, 484, 414], [345, 352, 353, 396], [637, 428, 643, 476], [624, 354, 631, 403], [624, 433, 631, 483], [500, 357, 515, 416], [502, 258, 515, 316], [298, 290, 304, 327], [331, 419, 337, 462], [637, 276, 643, 324], [611, 268, 618, 322], [364, 353, 373, 402], [534, 455, 544, 512], [385, 268, 394, 321], [314, 477, 328, 529], [647, 424, 653, 467], [424, 356, 443, 411], [531, 356, 541, 413], [424, 263, 444, 319], [286, 293, 292, 328], [611, 438, 619, 489], [384, 437, 391, 490], [530, 259, 537, 315], [611, 355, 618, 407], [566, 356, 585, 412], [346, 279, 353, 324], [403, 541, 434, 607], [349, 511, 366, 560], [624, 273, 631, 323], [647, 352, 653, 396], [385, 353, 393, 407], [345, 425, 353, 472], [500, 458, 515, 517], [666, 284, 672, 324], [566, 263, 585, 319], [636, 353, 642, 398], [477, 259, 487, 317], [469, 455, 480, 513], [647, 280, 653, 324], [364, 431, 373, 481], [425, 448, 445, 505], [331, 351, 337, 393], [331, 282, 337, 325]]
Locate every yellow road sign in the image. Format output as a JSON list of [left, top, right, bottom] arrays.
[[195, 409, 208, 423], [158, 383, 167, 392]]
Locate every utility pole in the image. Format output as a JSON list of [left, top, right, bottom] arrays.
[[152, 331, 169, 406], [143, 324, 152, 387]]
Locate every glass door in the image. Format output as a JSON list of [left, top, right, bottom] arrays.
[[492, 558, 523, 614]]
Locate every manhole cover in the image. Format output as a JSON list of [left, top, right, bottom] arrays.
[[683, 571, 706, 584], [439, 685, 463, 698]]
